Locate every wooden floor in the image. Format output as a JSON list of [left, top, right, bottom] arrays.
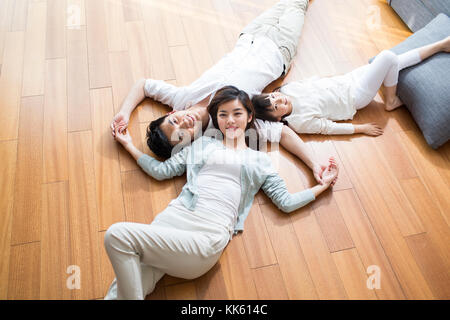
[[0, 0, 449, 300]]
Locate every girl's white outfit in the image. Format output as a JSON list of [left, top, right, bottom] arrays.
[[281, 49, 422, 135]]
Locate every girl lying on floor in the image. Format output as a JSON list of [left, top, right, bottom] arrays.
[[251, 36, 450, 136]]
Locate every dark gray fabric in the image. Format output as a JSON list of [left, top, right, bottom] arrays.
[[370, 14, 450, 149]]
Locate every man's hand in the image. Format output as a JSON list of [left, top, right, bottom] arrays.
[[111, 111, 130, 137]]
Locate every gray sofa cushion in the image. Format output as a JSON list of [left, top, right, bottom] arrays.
[[371, 13, 450, 149]]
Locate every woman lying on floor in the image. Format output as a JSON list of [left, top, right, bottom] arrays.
[[252, 36, 450, 136], [105, 86, 338, 300]]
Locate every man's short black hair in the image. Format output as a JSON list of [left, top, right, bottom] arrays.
[[146, 115, 173, 159]]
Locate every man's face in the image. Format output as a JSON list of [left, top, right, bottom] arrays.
[[159, 108, 205, 147]]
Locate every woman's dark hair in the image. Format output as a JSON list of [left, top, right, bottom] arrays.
[[146, 115, 173, 159], [252, 93, 288, 125], [207, 85, 260, 150]]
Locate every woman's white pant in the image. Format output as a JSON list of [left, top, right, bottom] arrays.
[[351, 49, 422, 109], [104, 200, 231, 300]]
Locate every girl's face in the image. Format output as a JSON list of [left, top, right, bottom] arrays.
[[267, 92, 291, 121], [217, 99, 252, 140]]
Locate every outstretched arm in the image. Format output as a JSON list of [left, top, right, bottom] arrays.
[[114, 127, 188, 180], [110, 78, 147, 137], [262, 158, 338, 213], [279, 125, 329, 184], [111, 78, 185, 137]]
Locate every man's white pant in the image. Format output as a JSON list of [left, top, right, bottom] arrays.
[[241, 0, 309, 74], [104, 200, 230, 300]]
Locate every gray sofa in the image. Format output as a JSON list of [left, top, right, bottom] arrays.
[[389, 0, 450, 32]]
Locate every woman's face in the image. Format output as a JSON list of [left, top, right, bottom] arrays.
[[267, 92, 291, 121], [217, 99, 252, 140]]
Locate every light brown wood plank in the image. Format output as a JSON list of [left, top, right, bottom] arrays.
[[121, 170, 154, 224], [67, 26, 92, 132], [311, 190, 355, 253], [40, 181, 72, 300], [169, 45, 199, 87], [0, 140, 17, 299], [334, 139, 434, 299], [288, 205, 348, 299], [21, 1, 46, 97], [334, 189, 405, 299], [104, 0, 128, 52], [161, 0, 187, 47], [260, 203, 318, 299], [0, 31, 25, 141], [67, 131, 103, 299], [398, 130, 450, 227], [141, 0, 175, 80], [399, 178, 450, 267], [405, 233, 450, 299], [46, 0, 66, 59], [252, 264, 289, 300], [241, 204, 277, 269], [43, 58, 68, 183], [220, 234, 258, 299], [165, 282, 198, 300], [90, 87, 126, 231], [8, 243, 40, 299], [125, 21, 152, 82], [332, 248, 378, 300], [85, 0, 111, 88], [11, 96, 44, 245]]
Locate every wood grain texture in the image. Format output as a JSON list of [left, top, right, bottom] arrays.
[[67, 131, 102, 299], [46, 0, 66, 59], [21, 1, 46, 97], [67, 26, 91, 132], [8, 242, 40, 300], [90, 87, 126, 231], [40, 182, 72, 300], [43, 58, 68, 183], [0, 140, 17, 299], [11, 96, 44, 245], [0, 31, 24, 141]]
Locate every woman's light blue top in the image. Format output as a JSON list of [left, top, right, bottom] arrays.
[[137, 136, 315, 235]]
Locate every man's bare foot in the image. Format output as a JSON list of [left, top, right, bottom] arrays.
[[385, 95, 403, 111]]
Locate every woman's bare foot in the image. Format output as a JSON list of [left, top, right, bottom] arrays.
[[385, 95, 403, 111]]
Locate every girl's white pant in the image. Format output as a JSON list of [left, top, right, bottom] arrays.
[[351, 49, 422, 109], [104, 199, 231, 300]]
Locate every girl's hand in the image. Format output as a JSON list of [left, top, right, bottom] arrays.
[[362, 123, 383, 136], [114, 127, 133, 147], [111, 111, 130, 137]]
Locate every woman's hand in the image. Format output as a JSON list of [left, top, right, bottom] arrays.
[[111, 111, 130, 137], [114, 127, 133, 147], [322, 158, 339, 187]]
